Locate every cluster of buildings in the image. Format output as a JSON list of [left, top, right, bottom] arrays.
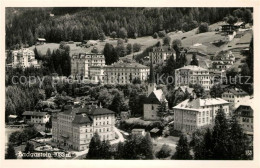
[[210, 50, 235, 71], [71, 53, 150, 84], [142, 51, 253, 135], [6, 48, 40, 69]]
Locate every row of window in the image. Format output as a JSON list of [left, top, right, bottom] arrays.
[[198, 117, 210, 124], [222, 94, 235, 98], [95, 121, 110, 126]]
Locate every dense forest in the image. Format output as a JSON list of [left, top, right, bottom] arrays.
[[6, 7, 252, 49]]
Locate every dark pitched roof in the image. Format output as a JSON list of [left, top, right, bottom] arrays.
[[234, 105, 253, 117], [144, 92, 162, 104], [151, 46, 175, 52], [72, 114, 93, 124], [22, 111, 47, 116], [87, 108, 115, 116]]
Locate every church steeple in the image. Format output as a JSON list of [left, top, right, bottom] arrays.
[[147, 55, 156, 96], [149, 55, 155, 83]]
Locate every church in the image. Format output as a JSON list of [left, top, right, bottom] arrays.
[[143, 57, 168, 121]]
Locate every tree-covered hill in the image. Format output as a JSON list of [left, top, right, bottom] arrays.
[[6, 7, 252, 49]]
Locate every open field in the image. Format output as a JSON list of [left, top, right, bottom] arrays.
[[29, 22, 226, 59]]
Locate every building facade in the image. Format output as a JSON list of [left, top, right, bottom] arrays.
[[7, 48, 40, 68], [211, 50, 235, 70], [175, 65, 212, 91], [71, 53, 105, 78], [52, 105, 116, 151], [173, 98, 229, 132], [149, 45, 175, 64], [221, 88, 250, 109], [22, 111, 50, 124], [234, 105, 253, 135], [103, 61, 149, 84], [89, 66, 105, 83]]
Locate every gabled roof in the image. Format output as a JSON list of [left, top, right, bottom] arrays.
[[176, 65, 207, 71], [72, 114, 92, 124], [105, 62, 149, 69], [151, 46, 175, 52], [87, 108, 115, 116], [223, 88, 248, 96], [144, 89, 168, 104], [175, 86, 194, 94], [22, 111, 47, 116], [234, 105, 253, 117], [173, 98, 229, 111], [235, 105, 253, 112]]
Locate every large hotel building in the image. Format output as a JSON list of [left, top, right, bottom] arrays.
[[103, 61, 149, 84], [6, 48, 40, 68], [175, 65, 212, 91], [52, 105, 116, 151], [71, 53, 106, 78], [149, 45, 176, 64]]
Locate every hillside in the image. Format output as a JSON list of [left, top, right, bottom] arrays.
[[6, 7, 243, 49]]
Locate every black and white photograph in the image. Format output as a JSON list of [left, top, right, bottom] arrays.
[[1, 2, 258, 166]]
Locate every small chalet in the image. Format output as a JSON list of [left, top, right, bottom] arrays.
[[36, 38, 46, 45]]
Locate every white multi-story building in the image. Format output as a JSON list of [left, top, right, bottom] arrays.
[[149, 45, 175, 64], [211, 50, 235, 70], [7, 48, 40, 68], [173, 98, 229, 132], [52, 105, 116, 151], [89, 66, 105, 83], [22, 111, 50, 124], [71, 53, 105, 78], [175, 65, 212, 91], [103, 61, 149, 84], [221, 88, 250, 109]]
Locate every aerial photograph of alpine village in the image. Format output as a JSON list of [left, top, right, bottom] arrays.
[[5, 7, 253, 160]]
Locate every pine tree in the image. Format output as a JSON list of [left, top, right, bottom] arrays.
[[56, 65, 63, 76], [115, 142, 125, 159], [157, 100, 167, 118], [99, 140, 112, 159], [172, 133, 192, 160], [5, 144, 17, 159], [104, 43, 118, 65], [34, 47, 39, 60], [189, 129, 205, 160], [229, 116, 251, 160], [211, 106, 230, 159], [202, 128, 213, 159], [190, 53, 199, 66], [86, 132, 102, 159], [121, 136, 138, 159], [110, 31, 117, 39], [140, 133, 154, 159], [109, 92, 123, 115]]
